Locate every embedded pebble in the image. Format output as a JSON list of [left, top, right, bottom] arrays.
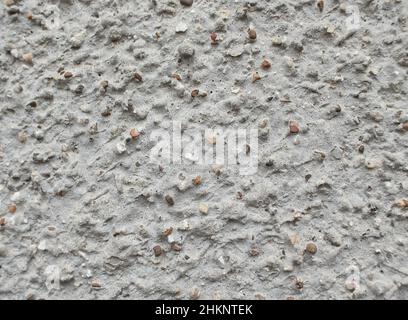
[[326, 24, 335, 34], [129, 128, 140, 140], [289, 120, 300, 134], [365, 158, 383, 169], [64, 71, 73, 79], [165, 195, 175, 206], [395, 199, 408, 208], [80, 104, 92, 113], [191, 288, 200, 300], [261, 59, 271, 70], [70, 31, 86, 49], [17, 131, 27, 143], [8, 204, 17, 213], [180, 0, 193, 6], [324, 230, 342, 247], [227, 45, 244, 57], [199, 203, 209, 215], [305, 243, 318, 254], [252, 72, 261, 82], [271, 36, 283, 46], [192, 176, 201, 185], [178, 42, 195, 58], [153, 245, 163, 257], [175, 22, 188, 33], [317, 0, 324, 12], [248, 28, 257, 41], [116, 141, 127, 154], [22, 53, 33, 65]]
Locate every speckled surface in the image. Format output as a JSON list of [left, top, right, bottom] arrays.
[[1, 0, 408, 300]]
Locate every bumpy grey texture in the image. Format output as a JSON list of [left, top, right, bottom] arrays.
[[1, 0, 408, 300]]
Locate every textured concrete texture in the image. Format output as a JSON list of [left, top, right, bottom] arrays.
[[1, 0, 408, 300]]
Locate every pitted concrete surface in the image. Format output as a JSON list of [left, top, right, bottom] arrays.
[[1, 0, 408, 299]]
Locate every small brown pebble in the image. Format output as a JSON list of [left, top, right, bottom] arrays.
[[165, 195, 175, 206], [248, 28, 257, 40], [180, 0, 193, 6], [133, 72, 143, 82], [191, 89, 199, 97], [91, 281, 101, 288], [192, 176, 201, 185], [210, 32, 218, 45], [64, 71, 73, 78], [280, 95, 291, 102], [27, 101, 37, 108], [56, 190, 66, 197], [305, 243, 317, 254], [22, 52, 33, 65], [153, 245, 163, 257], [130, 128, 140, 140], [259, 119, 268, 128], [237, 191, 243, 199], [261, 59, 271, 70], [8, 204, 17, 214], [171, 243, 182, 252], [252, 72, 261, 82], [402, 122, 408, 131], [317, 0, 324, 12], [358, 145, 365, 153], [0, 217, 6, 226], [395, 199, 408, 208], [255, 293, 266, 300], [295, 278, 304, 290], [163, 227, 173, 236], [289, 120, 300, 134], [191, 288, 200, 300], [100, 80, 109, 89], [101, 108, 112, 117], [249, 247, 259, 257], [26, 11, 33, 20], [172, 73, 182, 81]]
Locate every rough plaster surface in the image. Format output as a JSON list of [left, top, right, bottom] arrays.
[[1, 0, 408, 300]]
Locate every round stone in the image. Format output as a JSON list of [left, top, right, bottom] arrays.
[[180, 0, 193, 6]]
